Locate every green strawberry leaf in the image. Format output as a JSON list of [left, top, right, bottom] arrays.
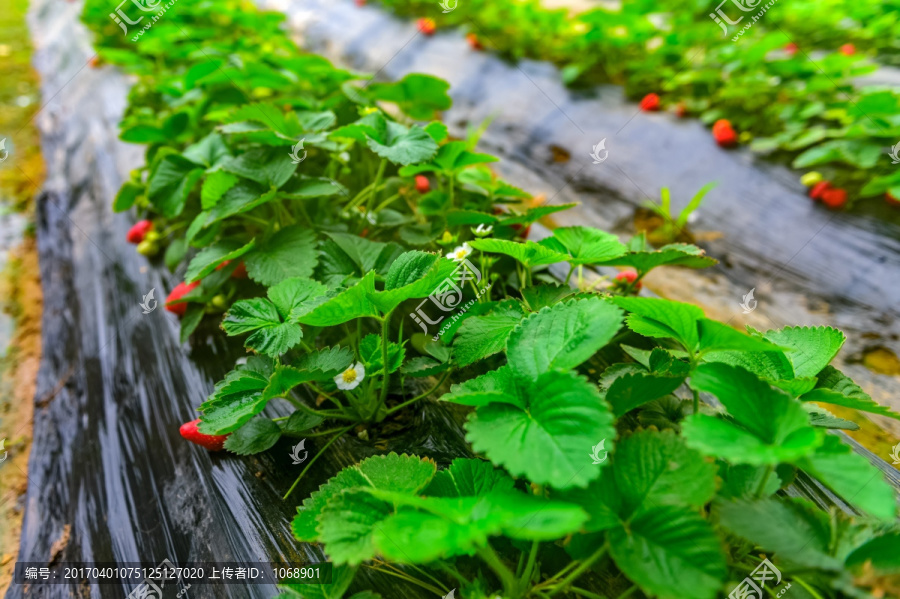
[[359, 334, 404, 374], [224, 417, 282, 455], [293, 346, 356, 376], [716, 497, 842, 569], [424, 458, 515, 498], [318, 489, 394, 564], [325, 232, 403, 276], [297, 272, 379, 326], [551, 226, 628, 265], [222, 296, 302, 357], [147, 154, 204, 218], [114, 181, 142, 212], [802, 365, 900, 420], [198, 367, 271, 435], [595, 243, 717, 271], [268, 277, 330, 321], [613, 297, 704, 351], [506, 297, 623, 380], [498, 204, 577, 226], [561, 429, 716, 531], [797, 435, 897, 520], [357, 490, 587, 562], [292, 453, 436, 542], [683, 363, 822, 464], [697, 318, 786, 354], [367, 122, 439, 166], [609, 507, 726, 599], [468, 238, 569, 268], [184, 238, 256, 283], [605, 372, 685, 417], [367, 74, 452, 120], [182, 132, 230, 168], [370, 252, 460, 313], [764, 325, 846, 378], [846, 533, 900, 573], [201, 170, 239, 209], [280, 411, 326, 436], [245, 226, 319, 286], [452, 306, 524, 367], [399, 357, 449, 378], [440, 365, 524, 408], [464, 370, 615, 489], [220, 147, 298, 188]]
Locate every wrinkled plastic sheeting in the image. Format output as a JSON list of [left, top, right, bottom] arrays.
[[265, 0, 900, 344], [13, 0, 465, 597]]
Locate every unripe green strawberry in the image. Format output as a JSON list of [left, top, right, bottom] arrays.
[[210, 294, 228, 310], [800, 171, 823, 187], [136, 239, 158, 256]]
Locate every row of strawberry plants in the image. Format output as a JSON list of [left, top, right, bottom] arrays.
[[367, 0, 900, 212], [79, 0, 900, 598]]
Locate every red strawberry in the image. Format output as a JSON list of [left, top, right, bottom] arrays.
[[215, 260, 248, 279], [354, 0, 366, 5], [639, 93, 660, 112], [231, 261, 247, 278], [126, 220, 153, 244], [784, 42, 798, 56], [418, 18, 436, 36], [674, 103, 687, 118], [713, 124, 737, 147], [165, 281, 200, 317], [821, 188, 847, 210], [415, 175, 430, 193], [617, 270, 640, 284], [179, 419, 228, 451], [886, 192, 900, 207], [712, 119, 733, 134], [466, 33, 483, 51], [808, 181, 832, 200], [839, 43, 855, 56]]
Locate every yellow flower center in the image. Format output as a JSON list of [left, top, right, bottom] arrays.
[[342, 369, 358, 383]]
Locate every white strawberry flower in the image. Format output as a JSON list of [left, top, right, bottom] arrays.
[[450, 243, 473, 262], [472, 224, 493, 237], [335, 362, 365, 390]]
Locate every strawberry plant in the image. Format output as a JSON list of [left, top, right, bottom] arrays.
[[78, 0, 900, 597]]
